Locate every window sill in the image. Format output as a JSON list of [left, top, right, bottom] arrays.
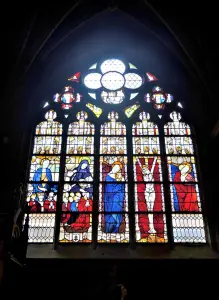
[[26, 244, 218, 259]]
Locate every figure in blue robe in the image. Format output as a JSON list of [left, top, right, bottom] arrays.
[[70, 201, 78, 212], [68, 193, 80, 225], [104, 170, 125, 233], [32, 160, 53, 202], [70, 159, 93, 201], [170, 164, 180, 211]]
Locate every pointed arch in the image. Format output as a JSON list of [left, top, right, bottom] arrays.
[[164, 111, 205, 243], [133, 112, 167, 243], [60, 111, 95, 243], [98, 111, 129, 243], [26, 110, 62, 242], [24, 57, 208, 249]]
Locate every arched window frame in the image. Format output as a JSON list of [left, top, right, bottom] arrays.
[[24, 58, 209, 247], [98, 111, 129, 243], [25, 108, 63, 243], [164, 111, 207, 243]]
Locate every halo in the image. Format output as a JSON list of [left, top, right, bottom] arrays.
[[179, 162, 192, 172], [79, 156, 91, 164], [35, 155, 49, 164], [112, 161, 123, 169]]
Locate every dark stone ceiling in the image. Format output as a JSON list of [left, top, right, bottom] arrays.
[[2, 0, 218, 132], [1, 0, 219, 211]]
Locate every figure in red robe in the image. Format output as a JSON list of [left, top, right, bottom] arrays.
[[70, 197, 92, 231], [173, 162, 199, 211], [61, 202, 71, 224], [43, 192, 56, 212], [29, 199, 41, 212], [136, 157, 165, 241], [61, 193, 92, 232]]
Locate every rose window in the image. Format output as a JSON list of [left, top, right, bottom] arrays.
[[83, 59, 143, 104]]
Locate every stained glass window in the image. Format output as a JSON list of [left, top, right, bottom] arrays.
[[53, 86, 82, 110], [129, 63, 137, 69], [130, 93, 138, 100], [26, 110, 62, 242], [164, 111, 206, 243], [86, 103, 103, 118], [146, 72, 158, 82], [124, 73, 142, 89], [144, 86, 173, 110], [68, 72, 81, 83], [125, 103, 140, 118], [101, 90, 125, 104], [84, 73, 102, 89], [101, 59, 126, 74], [60, 111, 94, 243], [26, 57, 207, 248], [98, 112, 129, 243], [133, 112, 167, 243], [83, 59, 143, 104]]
